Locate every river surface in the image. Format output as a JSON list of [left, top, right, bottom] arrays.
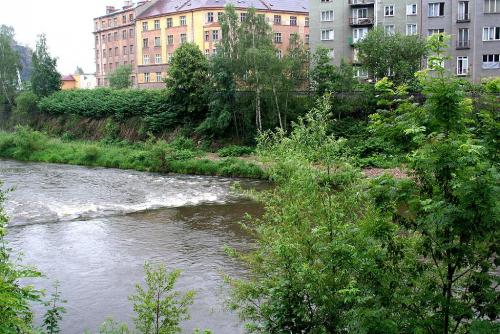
[[0, 158, 269, 334]]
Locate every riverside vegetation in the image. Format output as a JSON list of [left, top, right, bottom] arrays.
[[1, 9, 500, 334]]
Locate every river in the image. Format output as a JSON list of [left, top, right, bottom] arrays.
[[0, 158, 269, 334]]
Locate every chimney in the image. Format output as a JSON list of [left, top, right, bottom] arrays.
[[124, 1, 133, 6], [106, 6, 115, 14]]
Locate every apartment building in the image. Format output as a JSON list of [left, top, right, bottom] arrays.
[[93, 1, 156, 88], [310, 0, 500, 80], [134, 0, 310, 89]]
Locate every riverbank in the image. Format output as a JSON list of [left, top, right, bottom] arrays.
[[0, 127, 266, 179]]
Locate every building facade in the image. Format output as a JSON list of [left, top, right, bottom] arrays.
[[309, 0, 500, 80], [93, 1, 157, 88], [134, 0, 310, 89]]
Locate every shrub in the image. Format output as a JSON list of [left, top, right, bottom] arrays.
[[12, 125, 47, 158], [218, 146, 255, 157]]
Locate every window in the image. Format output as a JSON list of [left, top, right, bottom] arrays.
[[123, 46, 128, 55], [407, 3, 417, 15], [305, 17, 309, 26], [385, 25, 395, 34], [205, 31, 210, 41], [484, 0, 500, 13], [457, 28, 469, 47], [274, 32, 282, 43], [353, 28, 368, 42], [458, 1, 469, 20], [208, 12, 214, 22], [123, 30, 127, 39], [407, 24, 417, 35], [143, 38, 149, 48], [102, 34, 106, 42], [457, 56, 468, 75], [114, 18, 118, 26], [156, 72, 162, 82], [218, 12, 224, 21], [483, 27, 500, 40], [96, 35, 99, 43], [143, 55, 150, 65], [130, 45, 134, 54], [321, 11, 334, 21], [212, 30, 219, 40], [155, 37, 161, 46], [205, 49, 210, 58], [321, 29, 334, 40], [290, 16, 297, 26], [143, 22, 148, 31], [115, 47, 118, 56], [109, 63, 113, 71], [108, 19, 112, 27], [130, 28, 134, 38], [168, 35, 174, 44], [123, 15, 126, 24], [103, 49, 106, 58], [328, 49, 334, 59], [429, 3, 445, 17], [385, 5, 394, 16], [428, 28, 444, 36], [213, 48, 217, 56], [167, 18, 173, 28], [305, 34, 309, 44], [124, 61, 127, 66], [180, 16, 186, 26], [145, 73, 150, 83], [109, 48, 112, 56], [154, 20, 160, 29], [129, 14, 133, 22], [108, 33, 111, 42], [240, 13, 246, 22], [180, 33, 187, 43], [168, 53, 173, 62], [96, 22, 99, 30], [276, 50, 282, 58], [274, 15, 281, 25], [482, 54, 500, 69], [114, 32, 118, 41], [102, 21, 105, 28], [155, 54, 162, 64]]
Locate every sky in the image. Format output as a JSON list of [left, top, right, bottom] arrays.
[[1, 0, 130, 75]]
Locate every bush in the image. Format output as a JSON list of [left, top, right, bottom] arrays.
[[12, 125, 47, 158], [484, 77, 500, 93], [14, 91, 39, 119], [218, 146, 255, 157]]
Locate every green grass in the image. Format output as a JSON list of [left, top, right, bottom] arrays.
[[0, 128, 266, 179]]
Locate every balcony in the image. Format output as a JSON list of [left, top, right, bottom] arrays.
[[348, 0, 375, 6], [349, 17, 374, 26], [456, 40, 470, 49], [457, 13, 470, 22]]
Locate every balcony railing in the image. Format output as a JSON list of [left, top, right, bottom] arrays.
[[348, 0, 375, 5], [348, 17, 374, 25], [457, 13, 470, 22], [456, 40, 470, 49]]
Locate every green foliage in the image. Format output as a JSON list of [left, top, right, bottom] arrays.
[[13, 91, 39, 121], [217, 146, 254, 157], [165, 42, 210, 121], [85, 316, 131, 334], [356, 26, 428, 86], [31, 33, 61, 97], [0, 25, 22, 105], [41, 280, 67, 334], [108, 65, 133, 90], [311, 46, 357, 96], [129, 262, 195, 334], [484, 76, 500, 93], [12, 125, 47, 158]]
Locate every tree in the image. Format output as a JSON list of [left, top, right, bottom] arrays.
[[366, 34, 500, 333], [355, 26, 428, 86], [165, 42, 209, 122], [0, 25, 21, 105], [129, 262, 195, 334], [108, 65, 133, 90], [31, 33, 61, 97], [75, 66, 84, 74]]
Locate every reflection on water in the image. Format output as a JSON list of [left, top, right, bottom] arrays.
[[0, 158, 269, 333]]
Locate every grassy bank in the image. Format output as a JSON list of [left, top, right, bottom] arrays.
[[0, 126, 265, 179]]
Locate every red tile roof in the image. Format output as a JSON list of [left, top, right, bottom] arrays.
[[61, 75, 76, 81]]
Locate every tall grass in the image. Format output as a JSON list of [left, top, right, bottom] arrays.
[[0, 127, 266, 179]]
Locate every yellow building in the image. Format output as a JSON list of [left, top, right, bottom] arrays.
[[135, 0, 309, 89]]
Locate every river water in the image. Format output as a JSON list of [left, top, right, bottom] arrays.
[[0, 158, 269, 334]]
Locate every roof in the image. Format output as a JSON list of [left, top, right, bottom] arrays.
[[61, 75, 76, 81], [137, 0, 308, 20], [94, 1, 148, 20]]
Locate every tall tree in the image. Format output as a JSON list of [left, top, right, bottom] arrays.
[[31, 33, 61, 97], [356, 26, 427, 86], [108, 64, 133, 90], [74, 66, 84, 74], [0, 25, 21, 105]]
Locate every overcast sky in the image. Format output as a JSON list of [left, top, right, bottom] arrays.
[[1, 0, 129, 75]]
